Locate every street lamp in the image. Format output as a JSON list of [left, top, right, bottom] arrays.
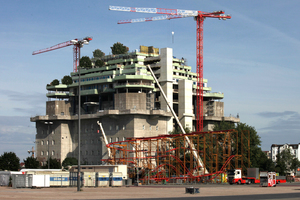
[[73, 37, 92, 191], [45, 121, 53, 169]]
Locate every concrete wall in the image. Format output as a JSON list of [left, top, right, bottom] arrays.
[[46, 101, 71, 116], [114, 93, 154, 110], [60, 123, 72, 164], [35, 121, 63, 165], [133, 115, 169, 137], [203, 101, 224, 117]]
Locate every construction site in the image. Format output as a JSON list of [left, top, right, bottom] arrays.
[[29, 6, 249, 185], [103, 129, 250, 184]]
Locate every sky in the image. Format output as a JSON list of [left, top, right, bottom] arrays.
[[1, 0, 300, 162]]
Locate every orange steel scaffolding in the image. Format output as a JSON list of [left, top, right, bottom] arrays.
[[102, 129, 250, 184]]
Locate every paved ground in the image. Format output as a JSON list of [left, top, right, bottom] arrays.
[[1, 183, 300, 200]]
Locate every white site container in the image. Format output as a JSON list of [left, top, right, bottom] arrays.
[[97, 172, 110, 187], [116, 165, 128, 180], [50, 172, 70, 186], [32, 175, 50, 187], [83, 172, 96, 187], [111, 172, 123, 187]]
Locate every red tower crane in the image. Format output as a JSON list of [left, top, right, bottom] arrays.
[[32, 36, 92, 72], [109, 6, 231, 132]]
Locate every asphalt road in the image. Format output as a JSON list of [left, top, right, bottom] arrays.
[[1, 182, 300, 200]]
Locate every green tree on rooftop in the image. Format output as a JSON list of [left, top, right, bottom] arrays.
[[51, 79, 59, 86], [95, 59, 105, 67], [61, 75, 73, 85], [111, 42, 129, 55], [79, 56, 92, 69], [93, 49, 105, 58]]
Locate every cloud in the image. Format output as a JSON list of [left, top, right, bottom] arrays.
[[0, 89, 46, 116], [257, 111, 298, 118], [0, 115, 36, 161], [0, 116, 35, 135], [257, 111, 300, 150], [0, 89, 45, 104], [258, 111, 300, 131], [260, 128, 300, 150], [225, 3, 300, 48]]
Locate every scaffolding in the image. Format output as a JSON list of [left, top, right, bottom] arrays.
[[102, 129, 250, 184]]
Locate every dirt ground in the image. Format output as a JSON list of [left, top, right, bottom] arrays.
[[1, 183, 300, 199]]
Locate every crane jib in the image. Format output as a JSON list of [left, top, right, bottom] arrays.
[[109, 6, 198, 16], [32, 41, 73, 55]]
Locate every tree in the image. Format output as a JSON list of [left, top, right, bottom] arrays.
[[111, 42, 129, 55], [0, 152, 20, 171], [79, 56, 92, 69], [61, 75, 73, 85], [255, 150, 275, 172], [62, 157, 78, 169], [275, 148, 300, 175], [43, 157, 61, 169], [213, 121, 267, 170], [51, 79, 59, 86], [95, 59, 105, 67], [93, 49, 105, 58], [236, 123, 262, 168], [23, 157, 40, 169], [213, 120, 235, 131], [291, 157, 300, 173]]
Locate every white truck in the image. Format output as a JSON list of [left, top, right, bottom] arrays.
[[227, 169, 251, 185]]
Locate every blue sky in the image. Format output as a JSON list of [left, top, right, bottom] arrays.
[[1, 0, 300, 162]]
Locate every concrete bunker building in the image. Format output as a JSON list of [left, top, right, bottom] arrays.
[[30, 46, 239, 166]]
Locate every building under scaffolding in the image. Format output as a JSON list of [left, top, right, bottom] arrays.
[[31, 46, 240, 166], [103, 129, 250, 183]]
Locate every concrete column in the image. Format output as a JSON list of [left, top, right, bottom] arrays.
[[159, 48, 173, 134], [178, 79, 194, 131]]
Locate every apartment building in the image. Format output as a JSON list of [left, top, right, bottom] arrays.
[[270, 143, 300, 162]]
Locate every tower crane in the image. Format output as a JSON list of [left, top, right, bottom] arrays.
[[32, 36, 92, 72], [27, 146, 35, 158], [109, 6, 231, 132]]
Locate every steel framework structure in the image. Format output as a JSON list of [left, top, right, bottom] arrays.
[[102, 130, 250, 183]]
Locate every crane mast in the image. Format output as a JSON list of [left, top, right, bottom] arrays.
[[32, 37, 92, 72]]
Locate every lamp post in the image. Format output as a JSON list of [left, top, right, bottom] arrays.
[[45, 121, 53, 169], [72, 37, 92, 191]]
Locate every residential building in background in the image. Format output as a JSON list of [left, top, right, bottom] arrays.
[[271, 143, 300, 162]]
